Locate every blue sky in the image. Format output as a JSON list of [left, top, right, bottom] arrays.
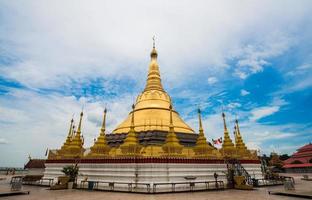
[[0, 0, 311, 167]]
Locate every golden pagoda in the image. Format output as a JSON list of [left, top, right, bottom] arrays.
[[48, 39, 258, 161], [162, 105, 183, 156], [64, 111, 85, 158], [57, 118, 74, 157], [119, 104, 142, 156], [87, 109, 111, 158], [42, 40, 264, 195], [113, 42, 194, 134], [220, 112, 236, 158], [234, 119, 254, 159], [193, 108, 217, 158]]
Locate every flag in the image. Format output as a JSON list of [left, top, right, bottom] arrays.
[[212, 137, 222, 145]]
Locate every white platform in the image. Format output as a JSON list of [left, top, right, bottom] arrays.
[[43, 161, 263, 192]]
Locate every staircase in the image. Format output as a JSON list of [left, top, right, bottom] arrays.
[[260, 157, 268, 175], [226, 159, 253, 185]]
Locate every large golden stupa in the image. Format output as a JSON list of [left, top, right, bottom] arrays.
[[43, 40, 261, 194], [113, 45, 194, 134], [48, 41, 257, 160]]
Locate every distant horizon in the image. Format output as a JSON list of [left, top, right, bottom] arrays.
[[1, 0, 311, 167]]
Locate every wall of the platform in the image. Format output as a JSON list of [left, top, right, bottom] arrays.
[[43, 162, 263, 187]]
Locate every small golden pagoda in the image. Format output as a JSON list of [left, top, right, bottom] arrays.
[[63, 112, 85, 158], [220, 112, 236, 158], [234, 119, 255, 159], [87, 109, 111, 158], [56, 118, 74, 157], [119, 105, 142, 156], [162, 105, 184, 156], [193, 108, 218, 158]]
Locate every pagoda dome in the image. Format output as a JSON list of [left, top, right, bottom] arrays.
[[113, 46, 194, 134]]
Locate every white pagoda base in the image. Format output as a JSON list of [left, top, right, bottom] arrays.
[[43, 158, 262, 193]]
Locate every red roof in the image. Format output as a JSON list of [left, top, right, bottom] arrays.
[[283, 143, 312, 169], [298, 143, 312, 151], [24, 159, 46, 169], [283, 163, 312, 168]]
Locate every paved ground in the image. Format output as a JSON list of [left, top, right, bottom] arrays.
[[0, 173, 311, 200]]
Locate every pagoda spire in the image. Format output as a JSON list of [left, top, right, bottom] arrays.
[[235, 119, 247, 149], [68, 119, 74, 138], [88, 108, 110, 157], [130, 104, 135, 132], [100, 108, 107, 136], [198, 108, 204, 133], [69, 120, 74, 138], [222, 112, 228, 132], [194, 108, 214, 157], [235, 119, 243, 141], [144, 36, 164, 91], [76, 111, 83, 137], [71, 124, 76, 140], [162, 105, 183, 156], [221, 112, 235, 158], [234, 125, 238, 146], [120, 104, 141, 156], [63, 119, 74, 147], [57, 118, 76, 158], [65, 111, 85, 158]]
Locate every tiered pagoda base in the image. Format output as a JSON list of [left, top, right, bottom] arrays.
[[43, 158, 262, 193], [106, 131, 201, 147]]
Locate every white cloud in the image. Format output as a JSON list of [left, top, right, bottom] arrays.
[[245, 142, 261, 151], [227, 102, 241, 109], [280, 63, 312, 93], [0, 88, 134, 167], [250, 106, 280, 121], [240, 89, 250, 96], [0, 138, 9, 144], [234, 70, 248, 79], [207, 77, 218, 85], [0, 0, 311, 88], [232, 31, 294, 79]]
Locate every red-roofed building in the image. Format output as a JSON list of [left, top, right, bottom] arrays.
[[283, 143, 312, 173], [24, 159, 46, 175]]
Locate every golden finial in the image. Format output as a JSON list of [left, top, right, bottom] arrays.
[[152, 36, 155, 48], [68, 118, 74, 137], [198, 107, 203, 133], [76, 111, 83, 135], [150, 36, 158, 59], [222, 112, 227, 131], [128, 104, 135, 133], [169, 104, 173, 126], [71, 125, 76, 139], [100, 108, 107, 135], [131, 104, 135, 125], [235, 118, 241, 136]]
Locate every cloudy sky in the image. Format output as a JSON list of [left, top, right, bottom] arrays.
[[0, 0, 311, 167]]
